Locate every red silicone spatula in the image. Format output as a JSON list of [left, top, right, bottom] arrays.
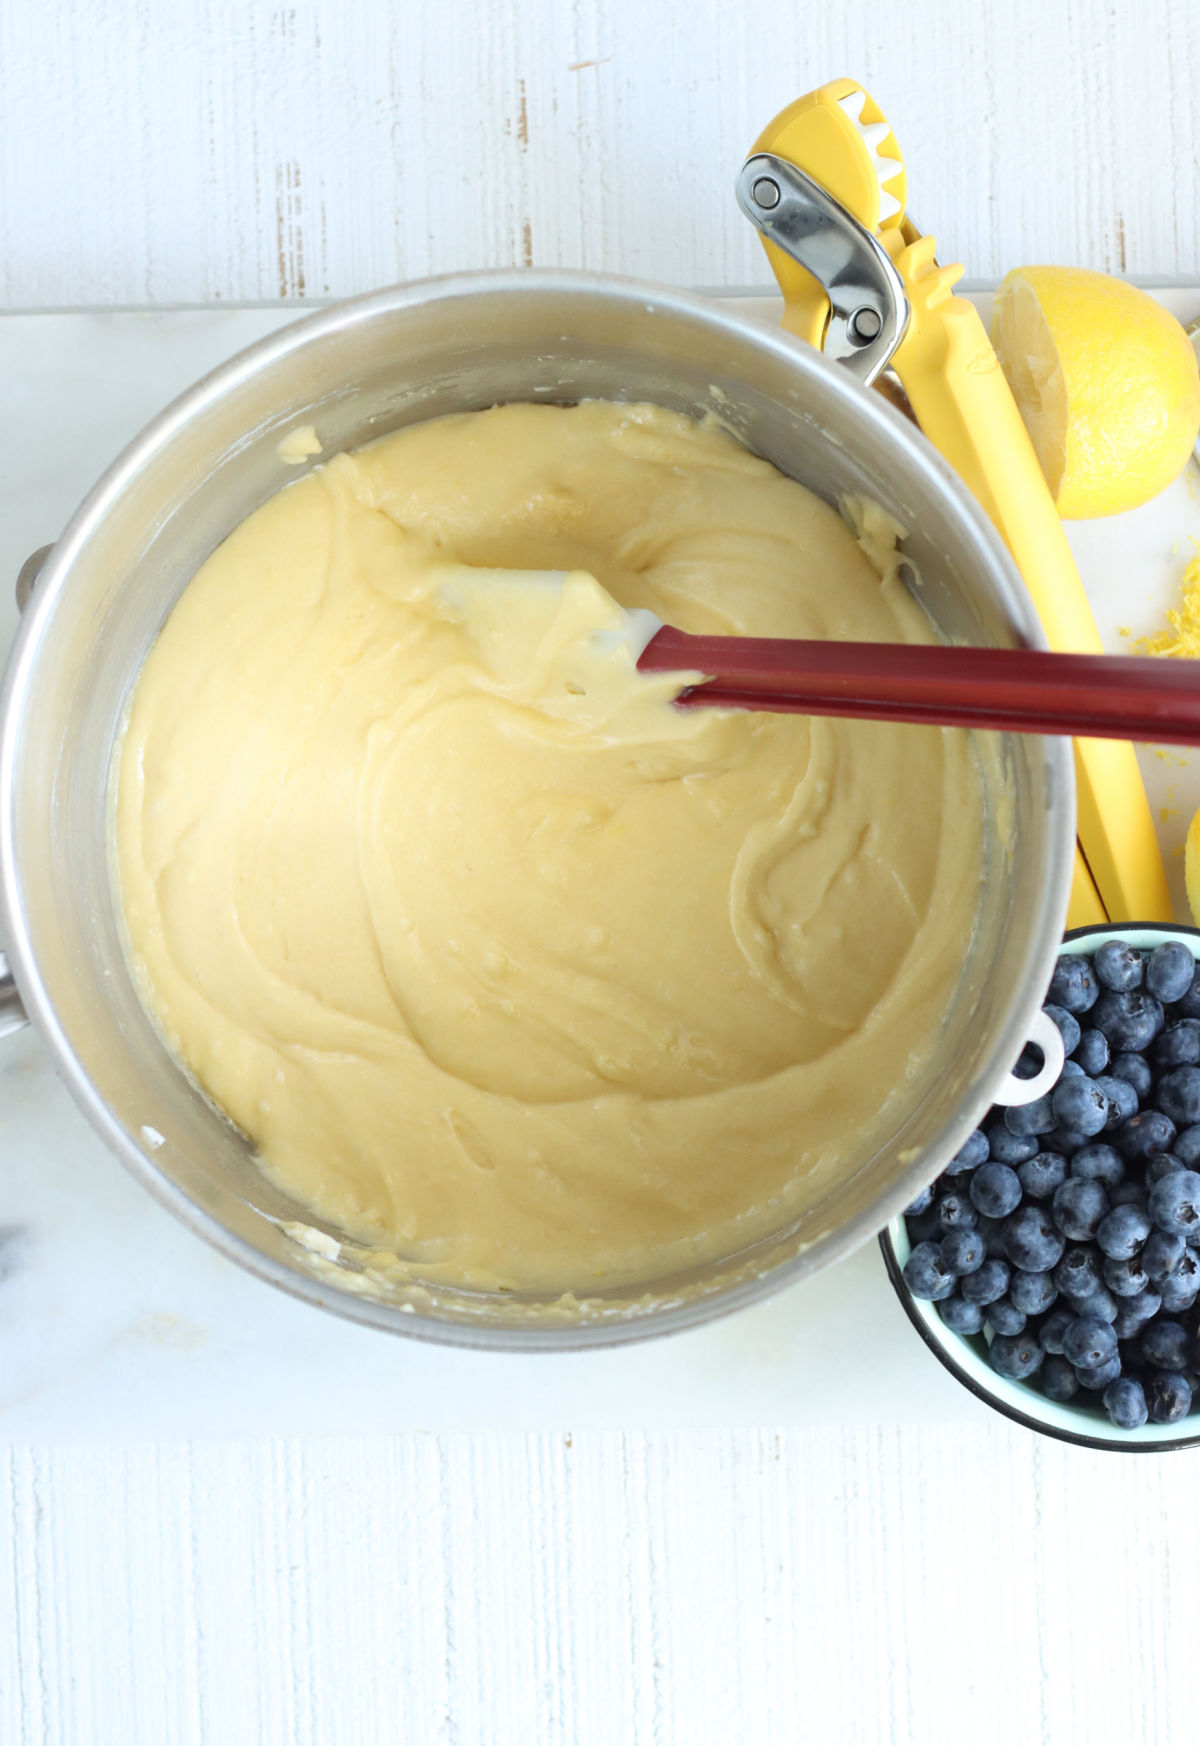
[[637, 626, 1200, 745]]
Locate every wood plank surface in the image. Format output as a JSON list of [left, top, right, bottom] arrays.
[[4, 1425, 1198, 1746], [1, 0, 1197, 309]]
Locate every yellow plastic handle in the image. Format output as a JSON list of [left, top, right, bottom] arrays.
[[885, 240, 1171, 927], [1071, 844, 1108, 928]]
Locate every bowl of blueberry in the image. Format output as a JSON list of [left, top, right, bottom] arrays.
[[881, 925, 1200, 1449]]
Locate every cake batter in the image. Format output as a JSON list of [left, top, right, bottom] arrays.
[[115, 402, 984, 1291]]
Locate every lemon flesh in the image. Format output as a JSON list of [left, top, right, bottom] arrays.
[[992, 266, 1200, 520]]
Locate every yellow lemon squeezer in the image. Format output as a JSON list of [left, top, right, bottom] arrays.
[[736, 78, 1171, 930]]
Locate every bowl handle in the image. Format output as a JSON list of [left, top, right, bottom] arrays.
[[0, 951, 28, 1039], [0, 547, 49, 1038], [991, 1007, 1065, 1107], [15, 544, 52, 613]]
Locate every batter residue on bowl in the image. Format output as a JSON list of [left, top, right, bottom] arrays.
[[115, 401, 983, 1291]]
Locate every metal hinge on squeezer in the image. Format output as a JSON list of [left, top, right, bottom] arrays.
[[737, 77, 1172, 929]]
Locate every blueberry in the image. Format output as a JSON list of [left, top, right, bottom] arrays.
[[1113, 1288, 1162, 1338], [1003, 1094, 1058, 1138], [1092, 989, 1165, 1052], [1047, 1125, 1094, 1157], [1170, 1246, 1200, 1288], [1103, 1254, 1151, 1296], [969, 1162, 1023, 1219], [1055, 1131, 1103, 1159], [986, 1123, 1039, 1166], [1118, 1110, 1178, 1164], [1174, 1125, 1200, 1168], [1042, 1004, 1083, 1055], [1110, 1181, 1148, 1209], [1018, 1151, 1067, 1200], [1076, 1354, 1123, 1391], [938, 1192, 979, 1232], [906, 1204, 945, 1247], [986, 1297, 1027, 1336], [938, 1295, 986, 1335], [1148, 1169, 1200, 1236], [1050, 1077, 1110, 1139], [1140, 1317, 1191, 1369], [1157, 1066, 1200, 1129], [1096, 1202, 1152, 1259], [1054, 1245, 1102, 1300], [1042, 1354, 1081, 1402], [1013, 1047, 1047, 1081], [1142, 1227, 1187, 1283], [1176, 966, 1200, 1018], [1059, 1061, 1086, 1079], [1002, 1205, 1066, 1272], [1092, 1075, 1139, 1129], [1073, 1028, 1110, 1076], [945, 1129, 990, 1174], [903, 1240, 957, 1300], [989, 1332, 1045, 1380], [939, 1227, 986, 1277], [1064, 1314, 1119, 1369], [1159, 1248, 1200, 1312], [906, 1186, 933, 1217], [1159, 1276, 1200, 1314], [1155, 1021, 1200, 1071], [1070, 1143, 1124, 1190], [975, 1214, 1009, 1259], [1094, 941, 1144, 992], [1145, 1152, 1186, 1188], [1146, 1371, 1193, 1424], [1047, 956, 1099, 1014], [1010, 1268, 1057, 1315], [1066, 1286, 1118, 1324], [1111, 1052, 1153, 1101], [1104, 1376, 1149, 1428], [1147, 941, 1196, 1004], [1039, 1307, 1075, 1355], [1052, 1177, 1109, 1241], [961, 1257, 1011, 1306]]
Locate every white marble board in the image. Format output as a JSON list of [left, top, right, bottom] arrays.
[[2, 292, 1199, 1445]]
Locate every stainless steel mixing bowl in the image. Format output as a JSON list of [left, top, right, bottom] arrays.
[[0, 270, 1074, 1347]]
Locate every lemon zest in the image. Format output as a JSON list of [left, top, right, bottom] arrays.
[[1135, 542, 1200, 658]]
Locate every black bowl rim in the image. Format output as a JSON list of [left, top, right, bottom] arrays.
[[879, 918, 1200, 1454]]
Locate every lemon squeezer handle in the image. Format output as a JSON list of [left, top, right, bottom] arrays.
[[890, 291, 1173, 927], [736, 157, 909, 384]]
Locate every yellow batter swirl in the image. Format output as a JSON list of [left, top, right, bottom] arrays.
[[115, 401, 984, 1291]]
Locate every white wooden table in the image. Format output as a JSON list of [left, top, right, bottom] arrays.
[[4, 5, 1200, 1742]]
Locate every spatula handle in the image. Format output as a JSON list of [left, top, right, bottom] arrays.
[[638, 628, 1200, 745]]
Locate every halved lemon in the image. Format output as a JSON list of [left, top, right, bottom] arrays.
[[992, 266, 1200, 519]]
